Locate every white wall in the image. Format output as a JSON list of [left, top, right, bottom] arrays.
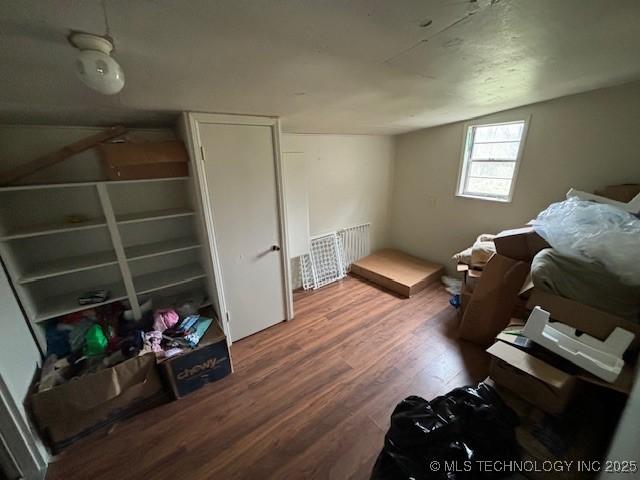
[[281, 134, 395, 251], [389, 81, 640, 273], [0, 265, 48, 470]]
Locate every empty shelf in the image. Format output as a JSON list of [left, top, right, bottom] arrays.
[[0, 218, 107, 241], [116, 208, 195, 225], [34, 282, 128, 323], [125, 237, 201, 261], [19, 251, 118, 283], [133, 264, 207, 295], [0, 176, 189, 192]]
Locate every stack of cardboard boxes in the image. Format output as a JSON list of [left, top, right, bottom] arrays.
[[456, 226, 639, 477]]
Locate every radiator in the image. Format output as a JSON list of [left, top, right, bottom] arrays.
[[337, 223, 371, 270]]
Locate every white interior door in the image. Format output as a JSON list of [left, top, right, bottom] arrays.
[[199, 122, 287, 341]]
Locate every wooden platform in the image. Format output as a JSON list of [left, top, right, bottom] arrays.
[[350, 249, 444, 297]]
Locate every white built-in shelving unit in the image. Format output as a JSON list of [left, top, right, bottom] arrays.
[[0, 176, 212, 350]]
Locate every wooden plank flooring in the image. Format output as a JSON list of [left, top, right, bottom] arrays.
[[47, 276, 489, 480]]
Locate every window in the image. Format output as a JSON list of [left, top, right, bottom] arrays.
[[456, 118, 529, 202]]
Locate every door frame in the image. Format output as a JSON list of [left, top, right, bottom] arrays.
[[182, 112, 293, 344], [0, 374, 47, 480]]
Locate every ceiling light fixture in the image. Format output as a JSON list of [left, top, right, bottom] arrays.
[[69, 32, 125, 95]]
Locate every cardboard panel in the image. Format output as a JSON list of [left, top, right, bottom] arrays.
[[459, 254, 530, 346], [350, 249, 444, 297], [99, 141, 189, 180], [493, 227, 550, 262]]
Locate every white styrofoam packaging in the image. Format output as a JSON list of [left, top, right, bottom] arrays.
[[523, 306, 635, 383]]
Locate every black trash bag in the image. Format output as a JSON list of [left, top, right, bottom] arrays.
[[371, 382, 519, 480]]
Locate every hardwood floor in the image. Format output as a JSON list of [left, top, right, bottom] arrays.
[[47, 276, 490, 480]]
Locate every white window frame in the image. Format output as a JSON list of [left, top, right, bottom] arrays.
[[455, 114, 530, 203]]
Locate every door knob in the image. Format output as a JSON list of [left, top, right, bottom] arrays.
[[271, 245, 281, 252]]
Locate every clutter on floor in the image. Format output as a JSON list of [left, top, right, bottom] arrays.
[[441, 183, 639, 478], [29, 289, 231, 452], [351, 249, 444, 297], [371, 382, 520, 480]]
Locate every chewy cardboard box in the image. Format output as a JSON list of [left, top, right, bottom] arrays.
[[159, 322, 232, 399], [99, 141, 189, 180], [31, 353, 166, 452], [493, 227, 550, 262]]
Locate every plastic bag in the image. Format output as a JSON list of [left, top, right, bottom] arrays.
[[533, 197, 640, 285], [370, 383, 519, 480], [83, 324, 108, 357]]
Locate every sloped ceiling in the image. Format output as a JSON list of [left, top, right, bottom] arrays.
[[1, 0, 639, 134]]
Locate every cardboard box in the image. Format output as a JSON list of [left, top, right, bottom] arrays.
[[99, 141, 189, 180], [350, 249, 444, 298], [458, 254, 530, 346], [493, 227, 550, 262], [594, 184, 640, 203], [487, 377, 625, 480], [487, 341, 579, 414], [160, 322, 232, 399], [527, 289, 640, 352], [459, 270, 480, 315], [30, 353, 166, 452]]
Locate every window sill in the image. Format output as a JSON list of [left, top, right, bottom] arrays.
[[456, 193, 512, 203]]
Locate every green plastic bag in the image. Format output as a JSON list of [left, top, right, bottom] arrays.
[[83, 324, 107, 357]]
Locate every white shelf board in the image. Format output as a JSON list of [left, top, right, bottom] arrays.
[[107, 176, 189, 186], [0, 218, 107, 241], [19, 251, 118, 284], [125, 237, 201, 261], [149, 291, 211, 311], [34, 282, 128, 323], [133, 263, 206, 295], [116, 208, 195, 225], [0, 176, 189, 192]]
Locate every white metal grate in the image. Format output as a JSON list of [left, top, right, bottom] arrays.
[[300, 252, 316, 290], [337, 223, 371, 270], [308, 233, 345, 288], [299, 223, 371, 290]]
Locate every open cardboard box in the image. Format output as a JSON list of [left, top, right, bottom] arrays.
[[487, 290, 639, 414], [158, 322, 232, 399], [487, 341, 579, 414], [458, 253, 530, 346], [30, 353, 166, 452], [527, 289, 640, 352], [493, 226, 550, 262]]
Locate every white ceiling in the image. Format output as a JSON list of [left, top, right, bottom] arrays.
[[1, 0, 639, 134]]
